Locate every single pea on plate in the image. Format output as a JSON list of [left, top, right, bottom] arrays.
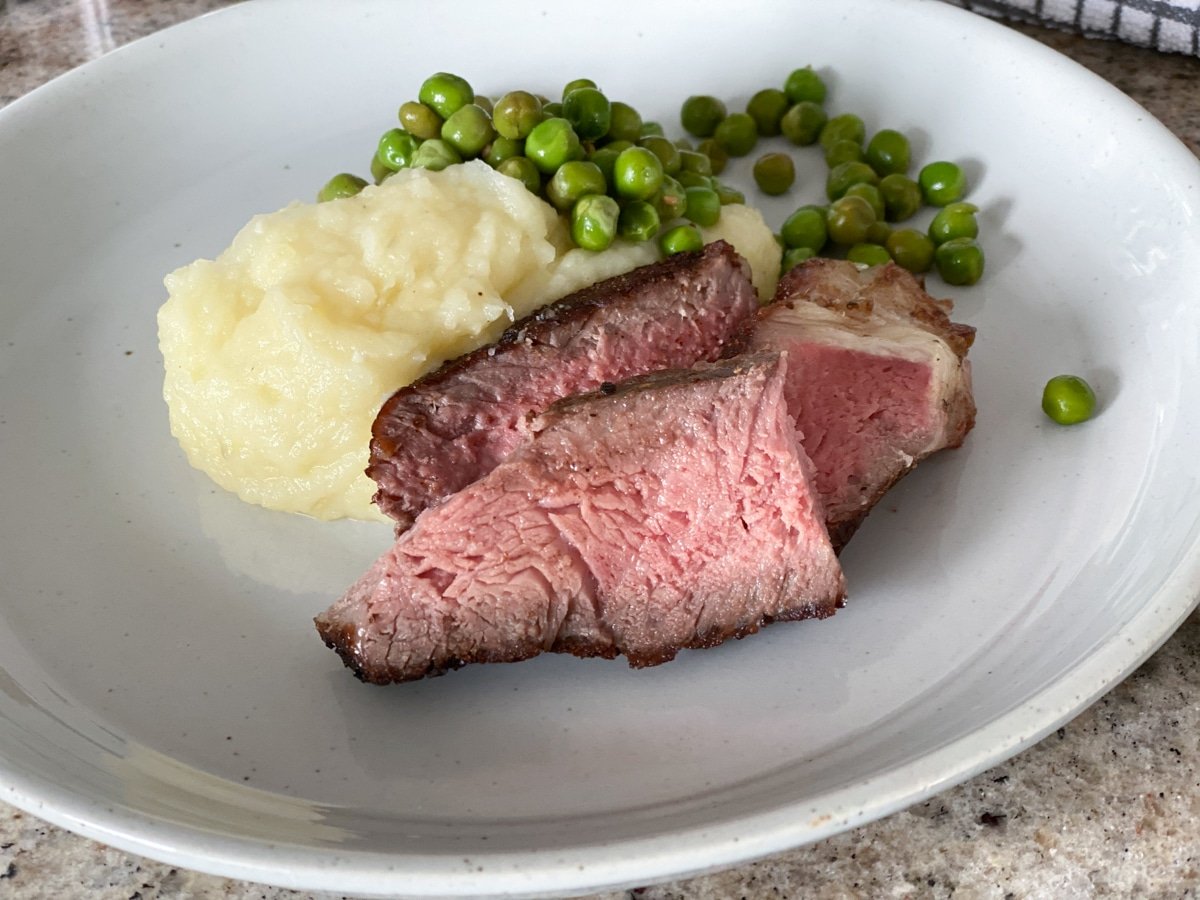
[[1042, 375, 1097, 425]]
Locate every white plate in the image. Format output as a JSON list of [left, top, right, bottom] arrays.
[[2, 0, 1199, 896]]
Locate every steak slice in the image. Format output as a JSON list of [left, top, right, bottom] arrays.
[[751, 259, 977, 550], [317, 352, 846, 684], [368, 240, 760, 532]]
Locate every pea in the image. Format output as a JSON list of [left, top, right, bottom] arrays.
[[844, 183, 885, 221], [410, 139, 462, 172], [696, 138, 728, 175], [640, 120, 665, 137], [1041, 375, 1097, 425], [570, 194, 619, 251], [934, 237, 985, 285], [680, 95, 727, 138], [654, 175, 688, 221], [781, 101, 827, 146], [561, 78, 597, 100], [496, 156, 541, 194], [826, 160, 878, 200], [919, 160, 968, 206], [618, 200, 661, 242], [784, 65, 827, 104], [713, 180, 745, 205], [819, 113, 865, 151], [676, 171, 713, 189], [674, 138, 694, 151], [588, 145, 621, 185], [542, 101, 564, 118], [865, 129, 911, 176], [826, 195, 876, 245], [398, 101, 443, 141], [684, 186, 721, 227], [418, 72, 474, 119], [746, 88, 789, 137], [613, 146, 665, 200], [473, 95, 494, 117], [525, 117, 583, 174], [547, 161, 607, 211], [781, 204, 828, 251], [847, 243, 891, 267], [866, 220, 892, 245], [659, 223, 704, 256], [441, 104, 494, 158], [824, 138, 862, 168], [713, 112, 758, 157], [484, 137, 523, 167], [878, 173, 922, 222], [370, 154, 391, 185], [317, 173, 367, 203], [753, 152, 796, 195], [562, 87, 611, 140], [782, 246, 816, 274], [638, 135, 682, 176], [929, 202, 980, 244], [377, 129, 419, 171], [607, 101, 643, 143], [885, 228, 935, 273], [493, 91, 542, 140], [678, 150, 712, 176]]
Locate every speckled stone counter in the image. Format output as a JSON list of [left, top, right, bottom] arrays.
[[2, 2, 1199, 898]]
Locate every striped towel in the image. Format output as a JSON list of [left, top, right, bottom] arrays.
[[943, 0, 1200, 55]]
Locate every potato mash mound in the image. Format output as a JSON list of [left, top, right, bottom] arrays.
[[159, 162, 779, 521]]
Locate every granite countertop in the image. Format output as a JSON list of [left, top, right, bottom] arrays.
[[2, 1, 1199, 897]]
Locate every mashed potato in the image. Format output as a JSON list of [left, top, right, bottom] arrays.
[[159, 162, 779, 521]]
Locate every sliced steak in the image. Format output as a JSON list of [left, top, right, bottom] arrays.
[[368, 240, 760, 532], [318, 352, 846, 684], [751, 259, 976, 550]]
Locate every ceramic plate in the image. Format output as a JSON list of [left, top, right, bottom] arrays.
[[2, 0, 1198, 896]]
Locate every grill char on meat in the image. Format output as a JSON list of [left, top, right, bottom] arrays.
[[368, 240, 760, 532], [317, 352, 846, 684], [750, 259, 977, 550]]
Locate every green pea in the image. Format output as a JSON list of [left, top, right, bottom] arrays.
[[618, 200, 661, 242], [613, 146, 665, 200], [934, 237, 985, 285], [588, 145, 621, 185], [929, 202, 980, 244], [674, 138, 694, 151], [317, 173, 368, 203], [410, 139, 462, 172], [781, 204, 828, 251], [654, 175, 688, 221], [680, 95, 727, 138], [484, 137, 523, 167], [781, 101, 827, 146], [784, 66, 827, 104], [753, 152, 796, 196], [878, 173, 922, 222], [547, 161, 607, 211], [746, 88, 789, 137], [676, 171, 713, 189], [562, 87, 612, 140], [473, 95, 494, 117], [640, 120, 665, 137], [659, 223, 704, 256], [826, 160, 878, 200], [607, 101, 643, 143], [865, 129, 911, 176], [714, 112, 758, 156], [441, 104, 494, 158], [844, 183, 885, 221], [847, 243, 891, 266], [713, 180, 745, 205], [866, 220, 892, 245], [493, 91, 543, 140], [377, 129, 420, 171], [919, 161, 968, 206], [826, 195, 876, 245], [824, 138, 863, 168], [398, 101, 443, 141], [638, 135, 682, 176], [525, 117, 583, 174], [885, 228, 935, 273], [782, 246, 816, 274], [370, 154, 391, 185], [678, 150, 711, 175], [561, 78, 597, 100], [1041, 375, 1097, 425], [819, 113, 866, 151], [418, 72, 474, 119], [542, 101, 564, 118], [684, 186, 721, 227], [696, 138, 728, 175], [570, 194, 619, 251], [496, 156, 541, 194]]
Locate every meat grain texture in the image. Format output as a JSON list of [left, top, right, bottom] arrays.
[[317, 353, 846, 684]]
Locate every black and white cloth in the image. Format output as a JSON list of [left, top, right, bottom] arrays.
[[943, 0, 1200, 56]]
